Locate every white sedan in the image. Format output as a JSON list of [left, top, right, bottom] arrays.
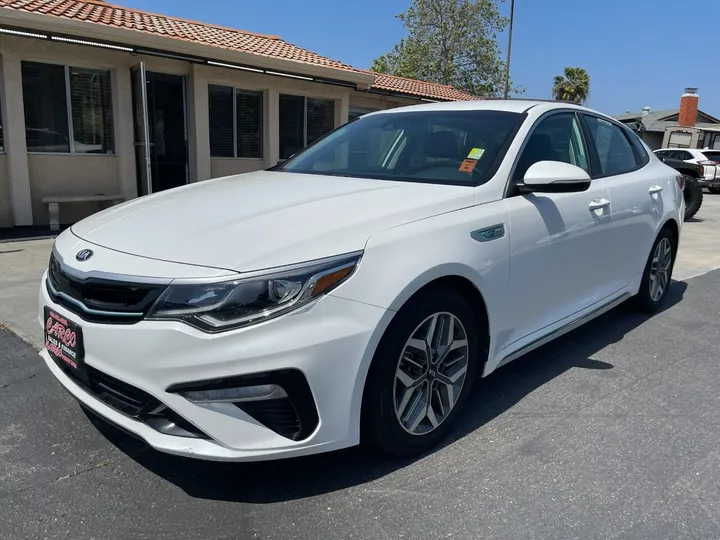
[[39, 100, 684, 461]]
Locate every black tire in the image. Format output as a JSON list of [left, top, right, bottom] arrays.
[[708, 186, 720, 195], [361, 287, 482, 457], [630, 227, 677, 313], [683, 175, 703, 221]]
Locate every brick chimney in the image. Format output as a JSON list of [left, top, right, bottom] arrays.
[[678, 87, 699, 127]]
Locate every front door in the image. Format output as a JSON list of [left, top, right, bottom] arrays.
[[131, 66, 188, 195], [501, 111, 616, 348], [581, 114, 659, 292]]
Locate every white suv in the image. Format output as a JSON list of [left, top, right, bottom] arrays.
[[654, 147, 720, 193], [40, 100, 684, 462]]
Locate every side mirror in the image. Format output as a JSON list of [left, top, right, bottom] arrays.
[[520, 161, 591, 193]]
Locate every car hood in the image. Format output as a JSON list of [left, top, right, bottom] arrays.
[[71, 171, 474, 272]]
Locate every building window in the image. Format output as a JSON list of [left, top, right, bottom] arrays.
[[21, 61, 114, 154], [0, 91, 4, 152], [349, 106, 377, 123], [279, 95, 334, 160], [208, 84, 263, 159]]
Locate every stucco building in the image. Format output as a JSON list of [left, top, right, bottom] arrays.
[[0, 0, 475, 228]]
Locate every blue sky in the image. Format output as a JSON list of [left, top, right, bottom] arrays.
[[117, 0, 720, 117]]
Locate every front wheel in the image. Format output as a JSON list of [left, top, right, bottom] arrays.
[[361, 288, 481, 457], [631, 227, 677, 313]]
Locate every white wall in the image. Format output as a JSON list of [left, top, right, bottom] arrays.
[[0, 155, 11, 228], [210, 158, 265, 178]]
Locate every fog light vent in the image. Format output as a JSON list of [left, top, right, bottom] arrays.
[[181, 384, 287, 403]]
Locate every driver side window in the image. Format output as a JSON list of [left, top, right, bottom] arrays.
[[513, 113, 589, 181]]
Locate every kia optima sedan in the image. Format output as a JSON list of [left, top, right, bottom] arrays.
[[40, 100, 684, 461]]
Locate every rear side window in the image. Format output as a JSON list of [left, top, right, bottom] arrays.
[[619, 123, 650, 167], [702, 150, 720, 162], [583, 115, 639, 176]]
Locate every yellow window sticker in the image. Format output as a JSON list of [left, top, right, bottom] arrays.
[[467, 148, 485, 160]]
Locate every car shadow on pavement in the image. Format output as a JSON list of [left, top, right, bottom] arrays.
[[87, 280, 688, 504]]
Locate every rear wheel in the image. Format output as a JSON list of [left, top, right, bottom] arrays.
[[708, 186, 720, 195], [361, 288, 481, 457], [631, 227, 677, 313], [683, 175, 703, 220]]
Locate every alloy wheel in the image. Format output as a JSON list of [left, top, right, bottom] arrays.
[[649, 237, 672, 302], [393, 312, 470, 436]]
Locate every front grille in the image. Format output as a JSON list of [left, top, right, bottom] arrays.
[[47, 253, 166, 324], [53, 357, 209, 439]]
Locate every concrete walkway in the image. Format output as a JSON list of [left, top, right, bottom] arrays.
[[0, 237, 53, 348], [2, 196, 720, 349]]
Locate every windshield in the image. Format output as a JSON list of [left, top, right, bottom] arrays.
[[275, 109, 523, 186]]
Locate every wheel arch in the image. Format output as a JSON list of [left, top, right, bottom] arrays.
[[660, 217, 679, 245], [354, 265, 493, 427], [675, 167, 701, 179], [354, 269, 493, 444], [385, 265, 492, 356]]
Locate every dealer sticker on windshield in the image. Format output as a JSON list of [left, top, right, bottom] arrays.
[[459, 159, 477, 173], [467, 148, 485, 160]]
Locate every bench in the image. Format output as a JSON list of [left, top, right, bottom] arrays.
[[42, 194, 126, 232]]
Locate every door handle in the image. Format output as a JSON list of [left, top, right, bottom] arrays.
[[649, 185, 663, 194], [588, 198, 610, 211]]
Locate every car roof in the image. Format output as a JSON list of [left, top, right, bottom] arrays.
[[656, 148, 703, 153], [370, 99, 597, 115]]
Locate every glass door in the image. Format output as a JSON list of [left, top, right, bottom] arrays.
[[131, 62, 153, 196]]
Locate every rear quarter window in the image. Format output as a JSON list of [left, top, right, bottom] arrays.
[[583, 115, 646, 176]]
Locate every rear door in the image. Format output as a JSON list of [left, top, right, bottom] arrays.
[[502, 111, 616, 346], [581, 114, 659, 289]]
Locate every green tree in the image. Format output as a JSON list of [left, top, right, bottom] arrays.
[[370, 0, 522, 97], [551, 67, 590, 104]]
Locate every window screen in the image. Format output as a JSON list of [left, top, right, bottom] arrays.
[[209, 85, 263, 159], [69, 67, 114, 154], [209, 84, 234, 157], [348, 106, 378, 123], [22, 61, 70, 153], [279, 95, 336, 160], [279, 94, 305, 160], [307, 98, 334, 146], [236, 90, 262, 158], [21, 61, 114, 154]]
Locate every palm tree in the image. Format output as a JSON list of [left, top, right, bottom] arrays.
[[552, 67, 590, 104]]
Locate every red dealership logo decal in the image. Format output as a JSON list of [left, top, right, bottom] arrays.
[[44, 311, 79, 369]]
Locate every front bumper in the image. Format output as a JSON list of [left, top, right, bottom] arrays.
[[39, 271, 389, 461]]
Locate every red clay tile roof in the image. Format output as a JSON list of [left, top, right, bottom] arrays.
[[370, 73, 477, 102], [0, 0, 477, 101], [0, 0, 361, 72]]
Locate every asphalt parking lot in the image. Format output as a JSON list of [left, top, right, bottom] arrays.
[[2, 200, 720, 539]]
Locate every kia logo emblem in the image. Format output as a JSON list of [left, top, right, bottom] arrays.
[[75, 249, 94, 262]]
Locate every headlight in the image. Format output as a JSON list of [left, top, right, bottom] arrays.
[[146, 252, 362, 332]]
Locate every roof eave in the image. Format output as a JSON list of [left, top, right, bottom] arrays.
[[0, 7, 376, 88]]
